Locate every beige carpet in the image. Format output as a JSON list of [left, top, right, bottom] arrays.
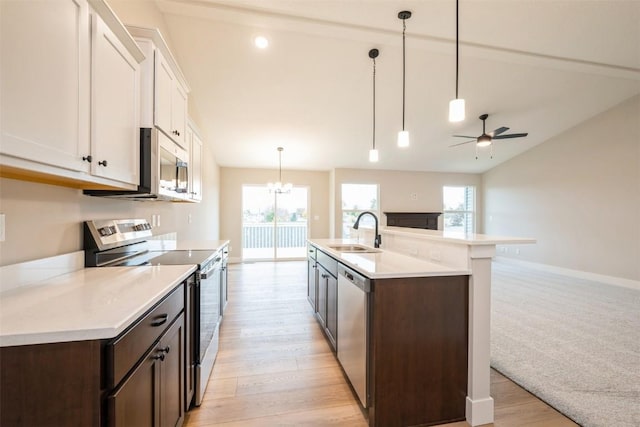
[[491, 260, 640, 427]]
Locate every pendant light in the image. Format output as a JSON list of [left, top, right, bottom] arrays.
[[267, 147, 292, 194], [397, 10, 411, 148], [369, 48, 379, 162], [448, 0, 465, 122]]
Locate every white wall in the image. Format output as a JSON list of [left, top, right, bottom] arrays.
[[332, 168, 483, 238], [483, 95, 640, 281], [219, 167, 330, 260]]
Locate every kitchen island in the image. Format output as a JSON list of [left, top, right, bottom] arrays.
[[309, 227, 535, 427], [309, 239, 470, 427]]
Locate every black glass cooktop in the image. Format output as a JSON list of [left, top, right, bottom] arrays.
[[117, 250, 218, 267]]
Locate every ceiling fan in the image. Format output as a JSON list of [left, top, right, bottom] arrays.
[[450, 114, 528, 154]]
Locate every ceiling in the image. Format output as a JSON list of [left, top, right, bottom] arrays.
[[155, 0, 640, 174]]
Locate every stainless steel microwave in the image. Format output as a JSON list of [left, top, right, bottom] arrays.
[[84, 128, 188, 201]]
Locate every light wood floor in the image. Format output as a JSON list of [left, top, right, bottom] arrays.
[[185, 261, 577, 427]]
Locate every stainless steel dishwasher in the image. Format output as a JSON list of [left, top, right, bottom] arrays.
[[337, 264, 370, 407]]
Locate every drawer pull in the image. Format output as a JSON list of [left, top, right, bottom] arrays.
[[151, 314, 168, 327], [152, 353, 165, 361], [160, 346, 171, 354]]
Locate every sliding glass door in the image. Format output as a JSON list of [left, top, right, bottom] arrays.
[[242, 185, 308, 260]]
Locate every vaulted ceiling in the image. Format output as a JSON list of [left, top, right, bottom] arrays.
[[152, 0, 639, 173]]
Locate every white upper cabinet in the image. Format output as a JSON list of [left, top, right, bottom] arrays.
[[90, 14, 140, 186], [187, 122, 203, 202], [171, 83, 188, 148], [0, 0, 144, 189], [130, 27, 190, 149], [1, 0, 91, 174], [154, 50, 175, 138]]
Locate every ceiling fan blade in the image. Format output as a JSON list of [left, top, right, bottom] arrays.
[[493, 133, 528, 140], [449, 140, 475, 147], [490, 127, 509, 137], [452, 135, 477, 139]]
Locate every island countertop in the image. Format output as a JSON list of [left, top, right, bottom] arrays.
[[0, 265, 196, 347], [308, 239, 470, 279]]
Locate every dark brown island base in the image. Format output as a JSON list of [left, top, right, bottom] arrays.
[[308, 241, 469, 427]]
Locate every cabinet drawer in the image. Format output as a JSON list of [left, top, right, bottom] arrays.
[[107, 283, 184, 389], [317, 250, 338, 278]]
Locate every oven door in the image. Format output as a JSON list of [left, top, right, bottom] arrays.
[[195, 257, 222, 406]]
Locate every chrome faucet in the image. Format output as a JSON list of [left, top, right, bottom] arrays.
[[353, 211, 382, 248]]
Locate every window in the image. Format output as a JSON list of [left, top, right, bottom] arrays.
[[341, 183, 379, 237], [443, 186, 475, 234]]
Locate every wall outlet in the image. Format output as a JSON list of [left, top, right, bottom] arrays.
[[0, 213, 5, 242], [410, 192, 418, 200]]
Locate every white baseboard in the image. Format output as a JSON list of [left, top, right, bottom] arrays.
[[495, 257, 640, 291]]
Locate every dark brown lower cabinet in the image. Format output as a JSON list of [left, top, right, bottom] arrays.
[[0, 281, 189, 427], [325, 270, 338, 349], [368, 275, 469, 427], [160, 314, 185, 427], [108, 315, 185, 427], [0, 340, 103, 426], [307, 256, 317, 311], [108, 346, 159, 426]]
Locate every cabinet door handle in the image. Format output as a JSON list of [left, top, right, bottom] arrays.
[[82, 155, 92, 163], [151, 313, 168, 327], [152, 353, 165, 361], [160, 345, 171, 354], [98, 160, 108, 167], [321, 273, 329, 279]]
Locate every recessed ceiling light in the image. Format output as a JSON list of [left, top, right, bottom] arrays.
[[254, 36, 269, 49]]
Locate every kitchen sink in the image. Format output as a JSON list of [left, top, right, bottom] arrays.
[[327, 244, 381, 253]]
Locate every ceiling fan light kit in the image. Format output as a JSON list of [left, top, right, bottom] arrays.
[[397, 10, 411, 148], [450, 113, 529, 158], [449, 0, 465, 122], [369, 48, 380, 163]]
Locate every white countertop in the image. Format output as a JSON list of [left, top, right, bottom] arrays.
[[382, 227, 536, 245], [309, 239, 470, 279], [147, 239, 229, 252], [0, 265, 196, 347]]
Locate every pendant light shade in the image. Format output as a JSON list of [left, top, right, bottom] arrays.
[[449, 98, 465, 122], [449, 0, 465, 122], [369, 48, 379, 163], [397, 10, 411, 148], [369, 148, 379, 162], [397, 130, 409, 148], [267, 147, 292, 193]]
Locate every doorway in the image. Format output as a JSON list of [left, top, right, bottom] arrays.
[[242, 185, 309, 260]]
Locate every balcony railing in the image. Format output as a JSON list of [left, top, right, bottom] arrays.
[[242, 222, 308, 249]]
